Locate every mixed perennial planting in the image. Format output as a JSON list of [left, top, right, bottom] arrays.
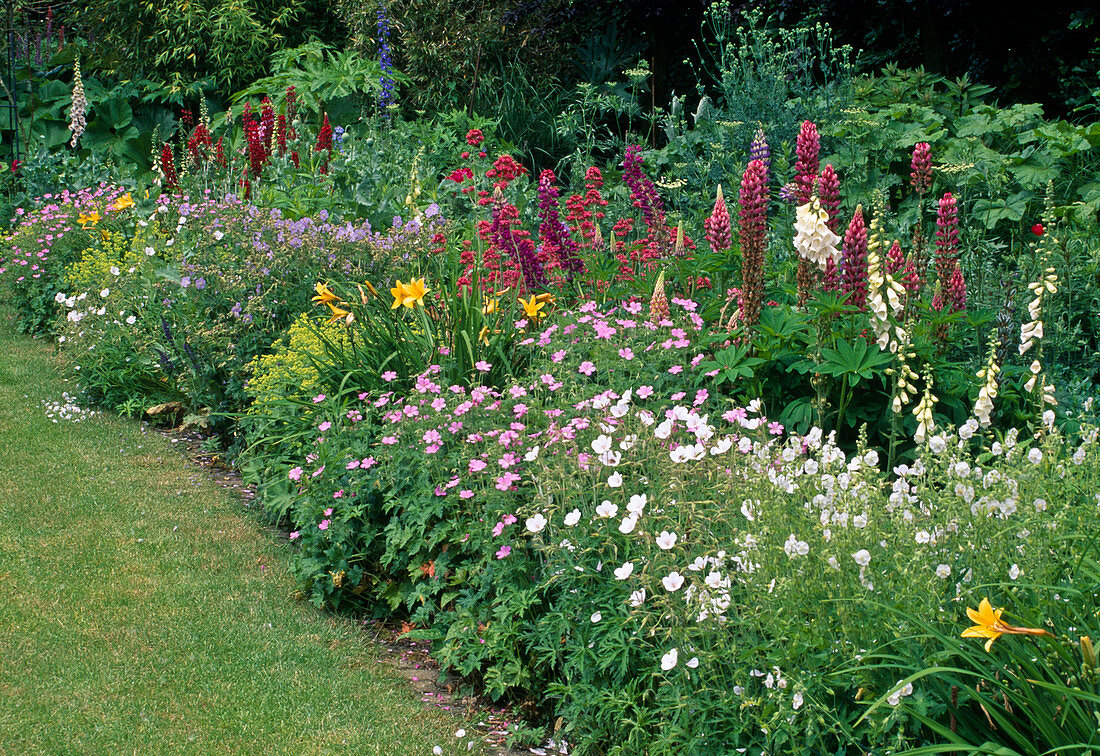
[[3, 10, 1100, 752]]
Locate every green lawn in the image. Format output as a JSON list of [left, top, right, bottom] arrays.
[[0, 327, 480, 755]]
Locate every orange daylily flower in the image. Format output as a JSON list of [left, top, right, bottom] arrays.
[[962, 598, 1052, 652], [78, 210, 100, 229]]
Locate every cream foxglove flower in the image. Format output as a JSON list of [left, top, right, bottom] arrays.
[[793, 198, 841, 270]]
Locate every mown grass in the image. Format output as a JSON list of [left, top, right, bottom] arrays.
[[0, 324, 480, 755]]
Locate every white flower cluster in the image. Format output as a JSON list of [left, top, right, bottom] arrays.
[[68, 58, 87, 148], [792, 198, 841, 270], [42, 393, 97, 423], [865, 217, 906, 352], [972, 335, 1000, 427]]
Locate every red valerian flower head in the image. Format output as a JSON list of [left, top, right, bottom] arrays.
[[466, 128, 484, 147]]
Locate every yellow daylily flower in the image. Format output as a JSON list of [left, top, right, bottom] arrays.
[[481, 298, 498, 315], [391, 278, 430, 309], [390, 280, 408, 309], [358, 281, 379, 303], [78, 210, 100, 229], [312, 283, 340, 305], [519, 294, 550, 319], [325, 302, 353, 325], [962, 598, 1052, 652], [402, 277, 429, 308], [109, 194, 134, 211]]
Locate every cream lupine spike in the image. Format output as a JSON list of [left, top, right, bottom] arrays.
[[793, 198, 840, 270], [864, 206, 907, 352], [973, 334, 1000, 427], [913, 369, 938, 444], [69, 58, 87, 148]]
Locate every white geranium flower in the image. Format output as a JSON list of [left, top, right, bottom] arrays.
[[595, 501, 618, 519], [656, 531, 677, 550], [607, 472, 623, 488], [525, 513, 548, 533], [590, 612, 602, 623], [618, 515, 638, 534], [564, 508, 581, 527], [852, 549, 871, 567], [591, 434, 613, 454], [662, 571, 685, 592], [629, 588, 646, 607], [627, 493, 647, 514], [614, 562, 635, 580], [660, 648, 678, 671]]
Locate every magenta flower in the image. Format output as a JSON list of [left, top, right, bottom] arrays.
[[578, 361, 596, 376], [475, 360, 492, 372], [288, 467, 303, 481], [795, 121, 820, 204], [495, 545, 512, 559], [312, 394, 326, 403], [318, 519, 330, 531], [492, 521, 505, 537], [503, 514, 517, 525]]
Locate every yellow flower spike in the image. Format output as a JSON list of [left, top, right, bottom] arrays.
[[962, 598, 1053, 652], [401, 277, 429, 308], [390, 280, 408, 310], [312, 283, 340, 306]]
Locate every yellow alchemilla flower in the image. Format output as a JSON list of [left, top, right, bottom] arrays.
[[312, 283, 340, 306], [519, 294, 550, 319], [962, 598, 1052, 652], [78, 210, 100, 229], [110, 194, 134, 211]]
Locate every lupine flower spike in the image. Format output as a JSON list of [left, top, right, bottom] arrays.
[[704, 184, 732, 255], [738, 159, 769, 326], [794, 120, 820, 204], [818, 164, 841, 234], [840, 206, 869, 310]]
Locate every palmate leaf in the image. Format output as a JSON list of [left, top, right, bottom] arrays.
[[818, 338, 894, 387]]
